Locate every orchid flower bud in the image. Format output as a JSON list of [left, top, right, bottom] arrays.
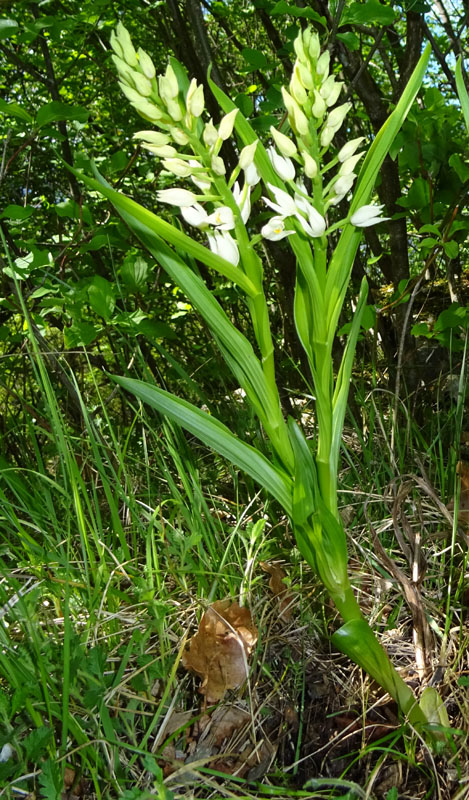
[[297, 60, 314, 90], [119, 82, 143, 105], [312, 90, 326, 119], [232, 181, 251, 223], [211, 155, 226, 175], [203, 119, 218, 147], [308, 32, 320, 61], [319, 75, 336, 102], [320, 125, 335, 148], [338, 137, 365, 162], [112, 55, 135, 87], [303, 152, 318, 178], [239, 141, 258, 170], [330, 173, 356, 204], [188, 82, 205, 117], [293, 103, 309, 136], [293, 36, 306, 62], [116, 23, 138, 67], [133, 131, 171, 146], [270, 126, 297, 158], [166, 99, 183, 122], [338, 152, 364, 177], [244, 162, 260, 186], [170, 127, 189, 145], [132, 71, 153, 97], [162, 158, 193, 177], [156, 188, 197, 206], [218, 108, 238, 140], [327, 102, 352, 131], [138, 48, 156, 80], [133, 99, 165, 122], [290, 68, 308, 105], [189, 160, 212, 191], [110, 30, 124, 59], [325, 81, 343, 107], [267, 146, 296, 181], [316, 51, 330, 79], [142, 143, 177, 157]]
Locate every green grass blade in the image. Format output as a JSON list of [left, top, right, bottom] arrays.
[[111, 375, 293, 514]]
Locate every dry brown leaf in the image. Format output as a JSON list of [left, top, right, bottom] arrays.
[[447, 461, 469, 524], [260, 561, 294, 621], [182, 600, 258, 703]]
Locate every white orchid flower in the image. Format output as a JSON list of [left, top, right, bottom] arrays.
[[207, 206, 235, 230], [350, 204, 390, 227], [263, 184, 326, 239], [180, 203, 208, 228], [232, 181, 251, 224], [330, 173, 356, 205], [294, 194, 327, 237], [156, 188, 197, 206], [207, 230, 240, 265], [244, 161, 261, 186], [263, 184, 298, 217], [267, 146, 296, 181], [261, 216, 294, 241]]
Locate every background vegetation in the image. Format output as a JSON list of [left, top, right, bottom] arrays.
[[0, 1, 468, 798]]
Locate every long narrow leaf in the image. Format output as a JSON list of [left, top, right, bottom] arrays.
[[325, 44, 431, 327], [331, 278, 368, 467], [112, 376, 293, 514], [456, 57, 469, 135]]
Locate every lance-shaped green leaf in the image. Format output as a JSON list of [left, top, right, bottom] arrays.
[[288, 418, 349, 598], [332, 620, 428, 725], [325, 43, 431, 335], [455, 57, 469, 135], [331, 277, 368, 471], [111, 376, 293, 514]]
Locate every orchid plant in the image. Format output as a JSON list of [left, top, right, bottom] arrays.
[[76, 23, 450, 732]]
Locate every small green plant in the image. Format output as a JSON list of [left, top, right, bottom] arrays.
[[76, 24, 440, 728]]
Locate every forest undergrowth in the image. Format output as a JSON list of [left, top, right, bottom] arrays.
[[0, 331, 467, 800]]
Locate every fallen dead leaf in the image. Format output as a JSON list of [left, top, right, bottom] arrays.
[[182, 600, 258, 704], [260, 561, 294, 621]]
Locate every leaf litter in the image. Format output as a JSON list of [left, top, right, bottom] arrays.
[[182, 600, 258, 704]]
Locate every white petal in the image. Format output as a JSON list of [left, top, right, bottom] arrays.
[[208, 231, 240, 265], [267, 147, 296, 181], [351, 204, 389, 227], [266, 184, 298, 216], [180, 203, 208, 228]]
